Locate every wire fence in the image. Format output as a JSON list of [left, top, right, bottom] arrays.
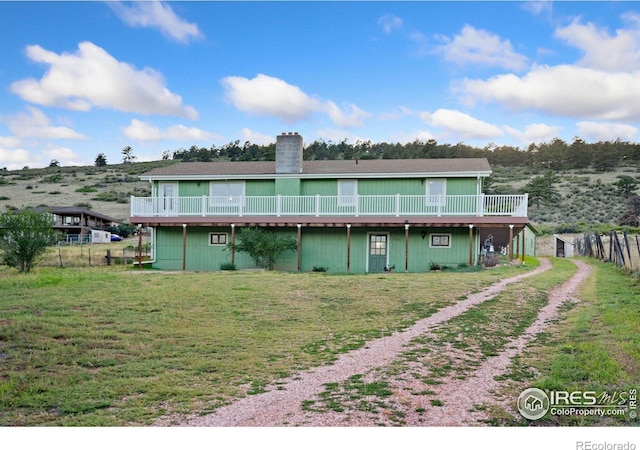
[[39, 241, 151, 268], [574, 231, 640, 273]]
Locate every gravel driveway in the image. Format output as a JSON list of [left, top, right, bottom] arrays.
[[156, 258, 592, 427]]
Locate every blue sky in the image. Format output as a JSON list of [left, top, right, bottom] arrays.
[[2, 1, 640, 169]]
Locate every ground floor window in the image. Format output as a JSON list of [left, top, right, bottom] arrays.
[[209, 232, 228, 246], [429, 233, 451, 248]]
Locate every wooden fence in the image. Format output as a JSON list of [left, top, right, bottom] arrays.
[[574, 231, 640, 273], [39, 241, 151, 268]]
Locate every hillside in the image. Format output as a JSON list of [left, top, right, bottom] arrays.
[[1, 160, 638, 231], [0, 161, 174, 222], [489, 165, 640, 232]]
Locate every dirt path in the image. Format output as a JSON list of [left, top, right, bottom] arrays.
[[395, 259, 593, 426], [154, 257, 597, 427]]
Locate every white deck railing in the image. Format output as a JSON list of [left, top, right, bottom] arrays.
[[131, 194, 528, 218]]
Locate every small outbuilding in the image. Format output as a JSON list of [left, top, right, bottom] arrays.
[[553, 234, 574, 258], [91, 230, 111, 244]]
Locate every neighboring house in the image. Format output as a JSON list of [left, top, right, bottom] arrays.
[[39, 206, 119, 243], [130, 132, 533, 273]]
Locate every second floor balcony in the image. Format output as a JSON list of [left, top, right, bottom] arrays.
[[131, 194, 528, 219]]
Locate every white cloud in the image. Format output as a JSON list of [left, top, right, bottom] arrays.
[[239, 128, 275, 146], [0, 148, 38, 170], [457, 64, 640, 121], [576, 121, 638, 142], [0, 136, 21, 148], [378, 106, 416, 121], [221, 74, 320, 122], [555, 18, 640, 71], [11, 42, 198, 119], [504, 123, 562, 144], [421, 109, 504, 140], [378, 14, 403, 34], [7, 107, 86, 140], [109, 1, 203, 44], [221, 74, 369, 128], [522, 1, 553, 18], [42, 145, 86, 167], [122, 119, 221, 142], [436, 25, 529, 71], [323, 101, 370, 128]]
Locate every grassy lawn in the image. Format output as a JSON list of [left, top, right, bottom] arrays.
[[2, 257, 637, 427], [0, 263, 530, 426], [497, 259, 640, 425]]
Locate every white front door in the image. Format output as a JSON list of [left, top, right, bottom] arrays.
[[159, 182, 178, 216]]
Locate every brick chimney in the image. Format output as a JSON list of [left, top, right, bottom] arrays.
[[276, 132, 303, 174]]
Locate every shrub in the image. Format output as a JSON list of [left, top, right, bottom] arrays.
[[220, 262, 236, 271], [228, 227, 297, 270], [75, 186, 98, 193], [312, 266, 328, 272]]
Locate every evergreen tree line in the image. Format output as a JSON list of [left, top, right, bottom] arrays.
[[168, 137, 640, 172]]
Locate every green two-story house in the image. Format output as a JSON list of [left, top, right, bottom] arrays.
[[130, 132, 532, 272]]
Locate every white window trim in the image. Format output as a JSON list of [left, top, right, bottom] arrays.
[[426, 179, 446, 206], [338, 179, 358, 207], [209, 232, 228, 246], [429, 233, 452, 248]]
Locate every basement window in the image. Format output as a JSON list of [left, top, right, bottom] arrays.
[[209, 233, 228, 246], [429, 234, 451, 248]]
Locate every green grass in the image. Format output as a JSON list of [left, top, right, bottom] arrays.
[[0, 263, 531, 426], [387, 258, 577, 393], [497, 259, 640, 425]]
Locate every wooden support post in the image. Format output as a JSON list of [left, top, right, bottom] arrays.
[[182, 224, 187, 271], [231, 224, 236, 266], [521, 226, 526, 264], [137, 226, 143, 269], [508, 224, 514, 261], [468, 224, 474, 266], [297, 224, 302, 273], [346, 224, 351, 274], [404, 223, 410, 272]]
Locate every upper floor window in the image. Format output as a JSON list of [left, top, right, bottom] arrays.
[[426, 179, 446, 206], [338, 179, 357, 206], [210, 181, 245, 206]]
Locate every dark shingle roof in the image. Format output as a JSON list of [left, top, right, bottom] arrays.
[[139, 158, 491, 179], [34, 206, 117, 223]]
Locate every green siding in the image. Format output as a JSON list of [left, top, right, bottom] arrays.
[[445, 178, 478, 195], [153, 225, 477, 273], [158, 176, 480, 199], [301, 179, 336, 196], [275, 178, 301, 196], [512, 226, 537, 258], [246, 180, 275, 196], [178, 181, 208, 197], [358, 178, 424, 195]]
